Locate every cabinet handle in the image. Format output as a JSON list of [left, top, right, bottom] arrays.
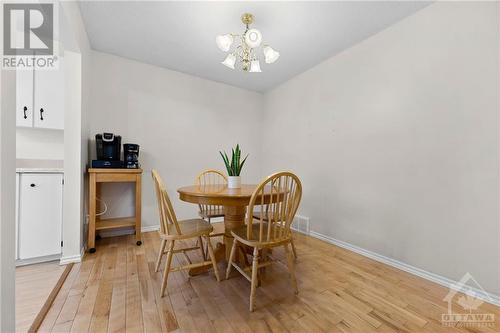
[[23, 106, 27, 119], [30, 183, 36, 187], [40, 108, 44, 121]]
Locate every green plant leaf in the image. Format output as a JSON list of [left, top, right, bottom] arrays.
[[235, 145, 241, 175], [226, 151, 233, 176], [238, 154, 248, 176], [231, 148, 236, 176], [220, 151, 231, 175]]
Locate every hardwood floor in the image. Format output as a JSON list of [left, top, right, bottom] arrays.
[[16, 261, 68, 333], [38, 228, 500, 332]]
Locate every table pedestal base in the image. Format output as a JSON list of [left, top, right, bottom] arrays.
[[188, 205, 246, 276], [222, 205, 246, 259]]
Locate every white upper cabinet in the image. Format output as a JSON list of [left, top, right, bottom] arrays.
[[34, 57, 65, 130], [16, 67, 34, 127], [16, 55, 64, 130]]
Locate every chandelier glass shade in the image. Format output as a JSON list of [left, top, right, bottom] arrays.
[[263, 45, 280, 64], [216, 13, 279, 72], [216, 34, 233, 52], [221, 53, 236, 69]]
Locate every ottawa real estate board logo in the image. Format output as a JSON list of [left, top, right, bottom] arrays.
[[2, 2, 58, 70], [441, 273, 495, 328]]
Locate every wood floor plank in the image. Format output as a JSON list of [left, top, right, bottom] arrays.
[[37, 263, 82, 333], [51, 293, 81, 330], [108, 237, 128, 333], [137, 252, 163, 333], [125, 244, 144, 333], [88, 244, 117, 333], [142, 232, 179, 333], [69, 283, 100, 333]]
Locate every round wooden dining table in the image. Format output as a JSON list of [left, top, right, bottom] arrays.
[[177, 184, 260, 264]]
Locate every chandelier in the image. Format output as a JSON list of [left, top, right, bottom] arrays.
[[216, 13, 280, 73]]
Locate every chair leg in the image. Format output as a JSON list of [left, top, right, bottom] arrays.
[[204, 235, 220, 282], [205, 218, 211, 260], [198, 236, 206, 260], [250, 247, 259, 312], [284, 242, 298, 294], [155, 239, 167, 272], [160, 240, 175, 297], [291, 237, 298, 259], [225, 239, 238, 279]]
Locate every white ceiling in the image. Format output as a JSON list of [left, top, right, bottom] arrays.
[[78, 1, 429, 92]]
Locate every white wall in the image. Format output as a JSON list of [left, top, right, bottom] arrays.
[[0, 65, 17, 332], [263, 2, 500, 295], [16, 128, 64, 160], [60, 1, 92, 262], [89, 51, 263, 227]]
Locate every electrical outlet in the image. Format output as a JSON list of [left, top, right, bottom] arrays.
[[292, 215, 310, 234]]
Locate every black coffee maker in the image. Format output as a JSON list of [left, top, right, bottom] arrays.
[[96, 133, 121, 160], [92, 133, 123, 168], [124, 143, 140, 169]]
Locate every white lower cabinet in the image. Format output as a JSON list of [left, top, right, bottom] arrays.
[[17, 173, 63, 262]]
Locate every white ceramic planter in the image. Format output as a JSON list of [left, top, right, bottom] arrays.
[[228, 176, 241, 189]]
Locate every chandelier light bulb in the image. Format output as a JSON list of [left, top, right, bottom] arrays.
[[216, 34, 233, 52], [263, 46, 280, 64], [244, 29, 262, 49], [249, 60, 262, 73], [221, 53, 236, 69]]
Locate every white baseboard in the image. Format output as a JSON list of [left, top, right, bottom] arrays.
[[59, 247, 85, 265], [141, 225, 160, 232], [16, 254, 61, 267], [292, 227, 500, 307]]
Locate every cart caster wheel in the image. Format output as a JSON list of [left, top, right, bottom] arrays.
[[96, 234, 102, 240], [89, 248, 96, 253], [136, 241, 142, 246]]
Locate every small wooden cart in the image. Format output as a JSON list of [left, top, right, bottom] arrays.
[[88, 168, 143, 253]]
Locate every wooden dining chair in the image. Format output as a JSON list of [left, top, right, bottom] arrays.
[[152, 170, 220, 297], [252, 206, 298, 259], [195, 169, 227, 221], [195, 169, 227, 258], [226, 171, 302, 311]]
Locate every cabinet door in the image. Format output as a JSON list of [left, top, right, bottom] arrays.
[[34, 57, 64, 130], [18, 173, 62, 259], [16, 67, 34, 127]]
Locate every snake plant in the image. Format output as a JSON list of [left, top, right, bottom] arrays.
[[219, 144, 248, 176]]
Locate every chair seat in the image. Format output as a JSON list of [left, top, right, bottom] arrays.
[[199, 208, 225, 219], [160, 218, 213, 240], [231, 223, 291, 247]]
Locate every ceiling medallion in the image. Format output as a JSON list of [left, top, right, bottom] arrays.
[[216, 13, 280, 73]]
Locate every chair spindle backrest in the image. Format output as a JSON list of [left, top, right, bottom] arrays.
[[152, 170, 181, 236], [195, 170, 227, 217], [247, 172, 302, 243]]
